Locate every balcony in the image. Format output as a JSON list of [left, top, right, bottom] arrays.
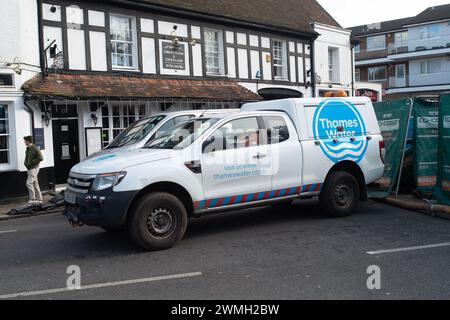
[[388, 44, 450, 61], [388, 43, 409, 55]]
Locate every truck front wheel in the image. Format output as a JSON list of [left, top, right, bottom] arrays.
[[128, 192, 188, 251], [319, 171, 360, 217]]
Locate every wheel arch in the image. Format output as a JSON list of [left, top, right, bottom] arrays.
[[126, 181, 195, 223], [324, 161, 367, 201]]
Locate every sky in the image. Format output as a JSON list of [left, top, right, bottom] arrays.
[[317, 0, 450, 28]]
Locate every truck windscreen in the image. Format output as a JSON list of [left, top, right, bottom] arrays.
[[144, 118, 219, 150], [106, 115, 166, 149]]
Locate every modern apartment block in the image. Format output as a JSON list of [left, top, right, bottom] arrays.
[[351, 4, 450, 100]]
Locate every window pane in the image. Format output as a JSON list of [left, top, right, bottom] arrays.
[[110, 15, 135, 68], [204, 29, 223, 75], [221, 117, 260, 149], [0, 105, 7, 119], [369, 67, 386, 80], [263, 116, 289, 144], [367, 35, 385, 50], [0, 120, 8, 134], [0, 135, 8, 149], [0, 150, 8, 164]]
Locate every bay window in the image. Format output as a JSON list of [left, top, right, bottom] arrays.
[[110, 15, 138, 69]]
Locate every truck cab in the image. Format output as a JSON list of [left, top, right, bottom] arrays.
[[65, 98, 385, 251]]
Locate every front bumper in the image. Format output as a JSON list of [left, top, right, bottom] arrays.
[[63, 189, 137, 229]]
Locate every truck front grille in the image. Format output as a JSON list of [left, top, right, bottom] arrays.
[[67, 172, 96, 194]]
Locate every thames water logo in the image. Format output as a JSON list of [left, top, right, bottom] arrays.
[[313, 99, 368, 164]]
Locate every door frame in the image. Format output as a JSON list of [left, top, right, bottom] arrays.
[[395, 64, 406, 87], [52, 118, 80, 184]]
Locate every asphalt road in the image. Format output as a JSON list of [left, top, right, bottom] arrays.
[[0, 199, 449, 300]]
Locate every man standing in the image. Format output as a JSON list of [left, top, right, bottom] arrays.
[[24, 136, 44, 205]]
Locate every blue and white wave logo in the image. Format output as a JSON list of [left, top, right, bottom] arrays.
[[312, 99, 368, 163]]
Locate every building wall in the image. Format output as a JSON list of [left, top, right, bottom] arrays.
[[312, 23, 353, 96], [41, 0, 312, 93]]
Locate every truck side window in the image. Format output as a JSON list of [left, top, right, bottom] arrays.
[[263, 116, 290, 144], [204, 117, 261, 153]]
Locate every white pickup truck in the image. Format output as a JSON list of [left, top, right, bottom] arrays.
[[64, 97, 385, 250]]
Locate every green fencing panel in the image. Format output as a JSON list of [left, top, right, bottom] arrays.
[[368, 99, 412, 199], [433, 94, 450, 205], [413, 98, 439, 193]]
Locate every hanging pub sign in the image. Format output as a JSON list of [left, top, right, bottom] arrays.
[[356, 89, 379, 102], [162, 42, 186, 70]]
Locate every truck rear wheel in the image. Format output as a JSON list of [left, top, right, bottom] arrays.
[[128, 192, 188, 251], [319, 171, 360, 217]]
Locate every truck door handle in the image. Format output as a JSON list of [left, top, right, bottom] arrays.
[[253, 153, 267, 159]]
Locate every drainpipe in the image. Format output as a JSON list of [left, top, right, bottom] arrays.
[[350, 38, 360, 97], [36, 0, 46, 77]]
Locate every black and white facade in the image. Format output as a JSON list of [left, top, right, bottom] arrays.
[[0, 0, 355, 198]]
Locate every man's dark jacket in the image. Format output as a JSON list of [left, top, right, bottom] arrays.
[[24, 144, 44, 170]]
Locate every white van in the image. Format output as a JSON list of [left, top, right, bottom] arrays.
[[65, 98, 385, 250], [90, 109, 238, 158]]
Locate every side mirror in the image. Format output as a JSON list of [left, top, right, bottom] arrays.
[[202, 136, 216, 153]]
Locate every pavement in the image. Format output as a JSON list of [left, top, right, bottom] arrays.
[[0, 199, 449, 300], [0, 193, 64, 220]]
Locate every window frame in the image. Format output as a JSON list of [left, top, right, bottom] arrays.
[[102, 104, 140, 148], [109, 14, 139, 70], [420, 59, 442, 75], [0, 104, 11, 165], [354, 44, 361, 54], [203, 28, 225, 76], [366, 35, 386, 51], [394, 31, 408, 48], [368, 66, 387, 81], [419, 24, 440, 40], [203, 116, 262, 153], [261, 115, 290, 145], [328, 47, 339, 83], [272, 39, 288, 80], [355, 68, 361, 82]]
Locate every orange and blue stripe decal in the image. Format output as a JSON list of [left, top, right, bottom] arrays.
[[194, 183, 323, 210]]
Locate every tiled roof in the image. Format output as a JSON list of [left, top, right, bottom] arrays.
[[406, 4, 450, 26], [113, 0, 340, 34], [22, 73, 261, 101]]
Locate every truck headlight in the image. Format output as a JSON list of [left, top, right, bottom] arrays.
[[91, 172, 127, 191]]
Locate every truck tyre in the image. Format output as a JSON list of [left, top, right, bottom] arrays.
[[319, 171, 360, 217], [128, 192, 188, 251]]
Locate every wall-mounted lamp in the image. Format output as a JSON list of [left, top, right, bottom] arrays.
[[90, 113, 98, 126], [41, 110, 51, 127]]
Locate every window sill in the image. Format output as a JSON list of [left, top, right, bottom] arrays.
[[112, 67, 140, 72]]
